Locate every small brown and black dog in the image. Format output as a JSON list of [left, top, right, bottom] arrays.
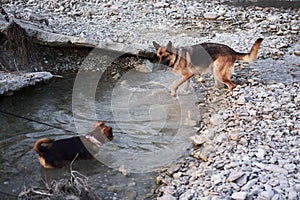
[[33, 121, 113, 168], [153, 38, 263, 96]]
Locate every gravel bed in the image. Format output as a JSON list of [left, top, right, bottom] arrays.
[[156, 77, 300, 199]]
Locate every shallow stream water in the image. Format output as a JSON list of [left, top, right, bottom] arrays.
[[0, 67, 199, 199]]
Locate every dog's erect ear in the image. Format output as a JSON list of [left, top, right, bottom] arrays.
[[166, 41, 172, 52], [153, 41, 161, 50], [93, 121, 104, 129]]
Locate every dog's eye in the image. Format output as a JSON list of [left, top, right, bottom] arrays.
[[158, 52, 162, 56]]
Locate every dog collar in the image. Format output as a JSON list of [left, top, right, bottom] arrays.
[[84, 135, 102, 147], [172, 48, 181, 70]]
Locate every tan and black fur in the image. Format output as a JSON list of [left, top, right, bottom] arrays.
[[33, 121, 113, 168], [153, 38, 263, 96]]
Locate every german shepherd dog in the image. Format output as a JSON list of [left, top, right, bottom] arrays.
[[153, 38, 263, 96], [33, 121, 113, 168]]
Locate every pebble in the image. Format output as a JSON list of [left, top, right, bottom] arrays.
[[265, 164, 288, 175], [231, 192, 248, 200], [261, 191, 274, 200], [179, 189, 195, 200], [287, 188, 298, 200], [269, 24, 277, 30], [153, 2, 168, 8], [211, 173, 223, 185], [191, 135, 206, 145], [241, 178, 258, 191], [203, 12, 219, 20], [210, 113, 223, 126], [228, 132, 240, 141], [255, 148, 266, 159], [283, 164, 296, 172], [118, 165, 129, 176], [226, 171, 244, 183], [294, 50, 300, 56]]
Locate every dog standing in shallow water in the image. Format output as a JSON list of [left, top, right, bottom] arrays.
[[153, 38, 263, 96], [33, 121, 113, 168]]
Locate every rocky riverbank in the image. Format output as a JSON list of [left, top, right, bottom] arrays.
[[0, 0, 299, 199], [155, 71, 300, 199]]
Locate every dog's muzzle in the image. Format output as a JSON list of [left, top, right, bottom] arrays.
[[159, 57, 171, 66]]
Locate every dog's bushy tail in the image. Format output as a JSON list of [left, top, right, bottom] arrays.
[[236, 38, 263, 62], [33, 138, 52, 155]]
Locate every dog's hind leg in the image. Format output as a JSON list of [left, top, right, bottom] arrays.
[[212, 63, 223, 88], [214, 78, 223, 89], [221, 76, 236, 91], [219, 65, 236, 91], [213, 59, 236, 91]]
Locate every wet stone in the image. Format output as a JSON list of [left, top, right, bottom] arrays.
[[167, 164, 181, 175], [191, 135, 207, 145], [294, 50, 300, 56], [125, 190, 137, 200]]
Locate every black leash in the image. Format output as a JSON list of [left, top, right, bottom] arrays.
[[0, 109, 74, 133]]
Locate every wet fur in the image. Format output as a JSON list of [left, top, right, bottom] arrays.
[[153, 38, 263, 96], [33, 121, 113, 168]]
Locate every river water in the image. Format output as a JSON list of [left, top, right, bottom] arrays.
[[0, 67, 199, 199]]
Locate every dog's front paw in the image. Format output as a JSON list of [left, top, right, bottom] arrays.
[[170, 91, 177, 97], [182, 90, 191, 95]]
